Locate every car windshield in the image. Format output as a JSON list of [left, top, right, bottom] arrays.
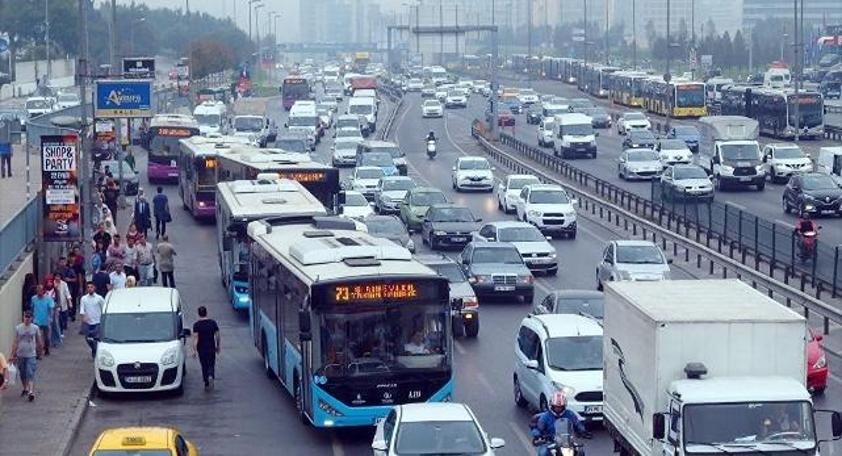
[[288, 116, 317, 127], [720, 144, 760, 161], [660, 140, 687, 150], [555, 297, 604, 320], [356, 168, 385, 179], [625, 113, 646, 121], [361, 152, 394, 167], [428, 207, 475, 222], [349, 104, 372, 114], [775, 147, 803, 159], [423, 101, 440, 107], [560, 124, 593, 136], [473, 247, 521, 264], [100, 312, 176, 343], [429, 263, 467, 283], [674, 167, 709, 180], [545, 335, 603, 371], [683, 401, 816, 449], [194, 114, 220, 126], [499, 226, 545, 242], [802, 175, 839, 190], [274, 138, 308, 152], [394, 420, 487, 455], [234, 117, 263, 131], [317, 303, 448, 378], [530, 190, 570, 204], [509, 177, 540, 190], [383, 179, 415, 191], [459, 159, 490, 170], [372, 146, 404, 159], [366, 218, 405, 236], [26, 99, 49, 109], [336, 119, 359, 129], [627, 150, 659, 161], [411, 191, 447, 206], [336, 129, 361, 138], [344, 193, 368, 206], [58, 94, 78, 102], [93, 451, 173, 456], [616, 245, 665, 264]]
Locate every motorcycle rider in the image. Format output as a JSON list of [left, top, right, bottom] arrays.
[[426, 131, 437, 158], [426, 131, 437, 143], [794, 213, 819, 258], [531, 391, 592, 456]]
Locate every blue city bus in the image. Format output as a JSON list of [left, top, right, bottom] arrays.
[[248, 219, 454, 427]]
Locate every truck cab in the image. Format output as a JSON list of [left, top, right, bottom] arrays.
[[698, 116, 765, 191], [553, 113, 598, 159], [816, 146, 842, 178]]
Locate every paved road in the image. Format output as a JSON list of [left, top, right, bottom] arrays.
[[69, 92, 842, 455]]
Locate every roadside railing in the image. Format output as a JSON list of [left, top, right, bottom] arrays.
[[470, 121, 842, 333], [0, 198, 39, 278]]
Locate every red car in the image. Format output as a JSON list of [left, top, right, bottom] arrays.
[[487, 109, 515, 127], [807, 328, 828, 394]]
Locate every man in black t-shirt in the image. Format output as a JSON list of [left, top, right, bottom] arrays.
[[192, 306, 220, 390]]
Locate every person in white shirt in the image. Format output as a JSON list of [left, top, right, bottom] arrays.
[[79, 282, 105, 358], [53, 272, 73, 335], [403, 331, 431, 355], [108, 261, 127, 290]]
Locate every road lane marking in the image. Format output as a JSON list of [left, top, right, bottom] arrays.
[[455, 340, 468, 355], [443, 112, 471, 157], [475, 371, 495, 394], [331, 434, 345, 456], [508, 420, 536, 453]]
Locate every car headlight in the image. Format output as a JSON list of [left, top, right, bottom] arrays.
[[527, 210, 543, 218], [238, 295, 250, 303], [552, 382, 576, 397], [618, 270, 633, 280], [719, 164, 734, 175], [469, 274, 491, 284], [160, 347, 179, 366], [434, 230, 447, 236], [97, 350, 115, 368], [518, 275, 534, 284], [814, 354, 827, 369]]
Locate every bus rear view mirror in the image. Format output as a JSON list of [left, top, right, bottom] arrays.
[[222, 236, 232, 251], [299, 310, 312, 340]]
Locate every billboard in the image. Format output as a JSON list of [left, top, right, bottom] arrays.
[[95, 79, 153, 118], [41, 135, 81, 242], [122, 57, 156, 79]]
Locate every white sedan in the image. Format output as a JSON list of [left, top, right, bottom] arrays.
[[657, 139, 693, 168], [421, 100, 444, 118], [372, 403, 505, 456], [340, 191, 374, 219]]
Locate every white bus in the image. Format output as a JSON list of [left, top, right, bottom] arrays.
[[192, 100, 228, 137], [217, 178, 327, 311]]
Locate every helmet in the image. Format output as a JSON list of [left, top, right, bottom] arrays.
[[549, 391, 567, 413]]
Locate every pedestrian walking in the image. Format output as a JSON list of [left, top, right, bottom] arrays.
[[69, 246, 85, 321], [108, 261, 128, 290], [124, 237, 138, 279], [79, 283, 104, 358], [0, 142, 12, 178], [93, 222, 112, 254], [42, 275, 62, 348], [92, 266, 110, 298], [153, 186, 171, 239], [156, 235, 177, 288], [10, 311, 43, 401], [53, 272, 72, 335], [135, 236, 155, 286], [30, 284, 55, 356], [133, 192, 152, 239], [102, 179, 120, 227], [192, 306, 220, 390], [126, 222, 142, 245]]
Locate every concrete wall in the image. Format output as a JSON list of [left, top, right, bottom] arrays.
[[1, 58, 76, 101], [0, 253, 33, 356]]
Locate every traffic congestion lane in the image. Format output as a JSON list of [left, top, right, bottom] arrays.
[[448, 92, 842, 250]]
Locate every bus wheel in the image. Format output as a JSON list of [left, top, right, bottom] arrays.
[[262, 334, 273, 379], [294, 373, 308, 425]]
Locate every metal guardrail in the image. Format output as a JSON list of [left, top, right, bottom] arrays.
[[379, 97, 404, 141], [0, 197, 39, 278], [471, 122, 842, 333]]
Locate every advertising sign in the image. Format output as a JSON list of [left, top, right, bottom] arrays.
[[122, 57, 156, 79], [41, 135, 81, 242], [95, 79, 153, 118]]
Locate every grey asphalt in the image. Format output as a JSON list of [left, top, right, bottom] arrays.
[[67, 92, 842, 455]]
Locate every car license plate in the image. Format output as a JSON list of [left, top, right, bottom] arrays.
[[584, 405, 603, 414], [124, 375, 152, 383], [822, 210, 836, 215], [495, 285, 515, 291], [739, 176, 752, 182], [451, 237, 466, 243]]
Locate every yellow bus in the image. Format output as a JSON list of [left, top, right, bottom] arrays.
[[608, 71, 649, 108], [641, 78, 707, 118]]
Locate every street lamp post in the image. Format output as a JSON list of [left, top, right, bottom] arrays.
[[632, 0, 637, 69], [45, 0, 51, 82], [665, 0, 672, 130], [255, 3, 265, 48], [130, 17, 146, 56], [248, 0, 262, 42]]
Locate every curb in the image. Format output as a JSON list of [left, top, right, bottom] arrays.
[[59, 383, 94, 456]]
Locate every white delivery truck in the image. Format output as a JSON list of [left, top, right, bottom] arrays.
[[697, 116, 765, 191], [553, 112, 598, 159], [603, 279, 842, 456]]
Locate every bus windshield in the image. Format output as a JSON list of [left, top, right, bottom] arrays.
[[194, 157, 216, 186], [318, 303, 448, 378], [676, 85, 705, 107], [788, 98, 823, 129], [283, 79, 310, 99], [150, 136, 183, 157]]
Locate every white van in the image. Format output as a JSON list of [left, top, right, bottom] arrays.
[[286, 102, 320, 150], [817, 146, 842, 177], [348, 96, 377, 135], [553, 113, 598, 159], [193, 100, 227, 136], [25, 96, 54, 119], [764, 68, 792, 89], [94, 287, 190, 395]]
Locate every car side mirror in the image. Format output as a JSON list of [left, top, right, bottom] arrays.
[[712, 156, 720, 164], [667, 258, 674, 264], [489, 438, 506, 449], [524, 359, 539, 370], [652, 413, 666, 440], [546, 236, 553, 241], [594, 132, 600, 137], [475, 218, 483, 222], [284, 123, 288, 128]]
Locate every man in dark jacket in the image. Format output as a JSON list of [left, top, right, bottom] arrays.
[[152, 186, 170, 239], [102, 179, 120, 227], [133, 191, 152, 239]]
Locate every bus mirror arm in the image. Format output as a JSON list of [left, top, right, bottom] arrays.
[[222, 236, 233, 251], [299, 310, 312, 338]]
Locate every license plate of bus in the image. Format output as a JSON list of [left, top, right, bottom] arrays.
[[124, 375, 152, 383], [495, 285, 515, 291], [584, 405, 603, 414]]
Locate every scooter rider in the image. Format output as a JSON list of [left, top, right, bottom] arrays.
[[532, 391, 592, 456], [794, 213, 819, 257], [426, 131, 437, 142]]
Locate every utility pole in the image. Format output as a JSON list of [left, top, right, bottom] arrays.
[[665, 0, 672, 130], [583, 0, 588, 65], [439, 0, 444, 65], [793, 0, 801, 142], [455, 5, 460, 57], [109, 0, 124, 206], [110, 0, 117, 73], [632, 0, 637, 69], [45, 0, 51, 82], [527, 0, 533, 61], [255, 3, 264, 49], [77, 0, 92, 271], [604, 0, 609, 64], [690, 0, 695, 78]]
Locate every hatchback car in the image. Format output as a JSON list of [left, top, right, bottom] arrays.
[[622, 130, 657, 150], [339, 190, 374, 219], [782, 173, 842, 217], [617, 112, 651, 135], [372, 403, 505, 456], [533, 290, 604, 323], [331, 137, 362, 167], [399, 187, 449, 232], [421, 204, 481, 250], [346, 166, 386, 200], [374, 175, 416, 214], [364, 214, 415, 253], [417, 254, 480, 337], [473, 221, 557, 275], [526, 104, 544, 124], [617, 149, 663, 181], [659, 164, 714, 202], [513, 314, 604, 421], [421, 99, 444, 118], [596, 240, 672, 290], [452, 156, 495, 192], [581, 107, 611, 128], [459, 242, 534, 303]]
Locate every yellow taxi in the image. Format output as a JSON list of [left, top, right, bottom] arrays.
[[88, 427, 198, 455]]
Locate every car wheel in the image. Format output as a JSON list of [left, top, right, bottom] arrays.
[[618, 166, 625, 180], [263, 334, 273, 379], [522, 292, 534, 304], [498, 197, 504, 210], [465, 319, 479, 338], [173, 364, 185, 396], [452, 316, 465, 338], [596, 273, 604, 291], [569, 229, 577, 240], [429, 233, 438, 250], [513, 375, 528, 408], [813, 386, 826, 396]]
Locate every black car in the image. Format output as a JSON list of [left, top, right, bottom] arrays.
[[623, 130, 657, 150], [582, 107, 611, 128], [526, 104, 543, 125], [421, 204, 482, 250], [782, 173, 842, 217], [533, 290, 604, 322]]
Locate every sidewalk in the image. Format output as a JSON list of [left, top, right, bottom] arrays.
[[0, 320, 93, 456], [0, 144, 40, 226]]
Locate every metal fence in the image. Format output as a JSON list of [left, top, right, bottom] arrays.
[[0, 197, 39, 278], [497, 131, 842, 301]]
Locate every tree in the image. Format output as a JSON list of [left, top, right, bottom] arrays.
[[731, 30, 748, 69], [645, 19, 657, 49], [189, 39, 236, 79]]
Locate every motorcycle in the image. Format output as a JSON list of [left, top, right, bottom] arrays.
[[426, 139, 437, 159], [796, 222, 820, 262], [545, 418, 585, 456]]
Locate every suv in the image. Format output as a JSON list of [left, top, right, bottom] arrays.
[[496, 174, 541, 213], [762, 143, 813, 184], [417, 254, 480, 337], [537, 118, 555, 148], [513, 314, 604, 421], [617, 112, 651, 135], [94, 287, 190, 395], [452, 156, 494, 192], [473, 221, 557, 275], [459, 242, 534, 303], [515, 184, 578, 239]]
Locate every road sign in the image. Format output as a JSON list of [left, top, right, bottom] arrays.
[[122, 57, 156, 79], [94, 80, 153, 118], [572, 28, 585, 43]]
